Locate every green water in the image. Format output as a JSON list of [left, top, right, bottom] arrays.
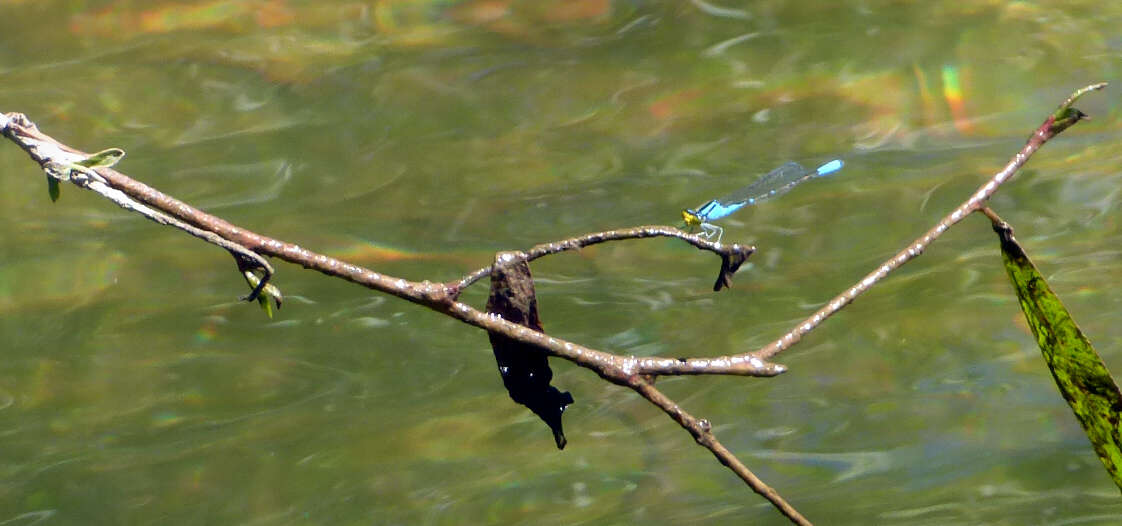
[[2, 1, 1122, 524]]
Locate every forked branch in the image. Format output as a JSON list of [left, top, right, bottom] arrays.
[[1, 82, 1104, 525]]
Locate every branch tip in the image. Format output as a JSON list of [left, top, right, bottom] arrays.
[[1058, 82, 1107, 111], [1049, 82, 1107, 135]]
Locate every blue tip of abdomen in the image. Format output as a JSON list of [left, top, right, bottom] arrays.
[[816, 159, 843, 176]]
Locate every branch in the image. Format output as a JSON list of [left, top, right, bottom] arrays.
[[2, 112, 785, 376], [748, 82, 1106, 362], [630, 377, 811, 525], [0, 109, 797, 519], [455, 226, 755, 293], [1, 82, 1104, 526]]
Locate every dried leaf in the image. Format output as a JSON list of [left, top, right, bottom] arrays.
[[486, 251, 574, 449], [714, 244, 755, 291]]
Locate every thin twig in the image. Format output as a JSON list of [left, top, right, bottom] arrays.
[[1, 114, 277, 302], [455, 226, 753, 291], [630, 378, 811, 525], [749, 82, 1106, 361]]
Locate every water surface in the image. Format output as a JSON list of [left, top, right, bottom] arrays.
[[2, 1, 1122, 524]]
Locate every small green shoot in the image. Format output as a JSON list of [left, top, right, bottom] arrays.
[[47, 175, 60, 202], [75, 148, 125, 169], [43, 147, 126, 202], [243, 270, 283, 319]]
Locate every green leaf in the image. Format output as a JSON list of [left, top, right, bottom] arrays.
[[47, 174, 60, 202], [1048, 83, 1106, 135], [995, 222, 1122, 491], [1049, 107, 1089, 136], [75, 148, 125, 169], [260, 282, 283, 312], [243, 270, 282, 319], [257, 292, 274, 319]]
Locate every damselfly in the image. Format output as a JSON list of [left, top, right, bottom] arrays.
[[682, 159, 843, 243]]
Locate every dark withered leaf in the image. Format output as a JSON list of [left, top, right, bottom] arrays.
[[714, 244, 755, 291], [486, 252, 574, 449]]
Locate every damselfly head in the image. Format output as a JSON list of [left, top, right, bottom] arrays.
[[681, 209, 702, 229]]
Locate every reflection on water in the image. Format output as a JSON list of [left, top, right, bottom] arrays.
[[1, 0, 1122, 524]]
